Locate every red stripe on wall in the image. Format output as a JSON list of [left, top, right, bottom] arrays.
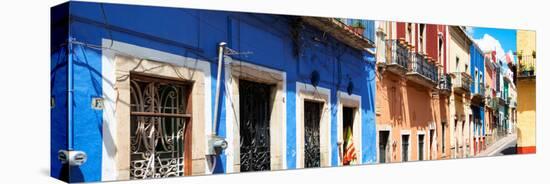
[[517, 146, 536, 154], [396, 22, 405, 40]]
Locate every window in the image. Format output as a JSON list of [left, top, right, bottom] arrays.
[[429, 129, 434, 160], [304, 100, 322, 168], [402, 134, 410, 162], [129, 74, 191, 179], [438, 38, 444, 62], [419, 24, 425, 52], [442, 122, 446, 153], [418, 134, 425, 160], [239, 80, 273, 172], [456, 57, 460, 70], [406, 23, 412, 41], [475, 69, 479, 90]]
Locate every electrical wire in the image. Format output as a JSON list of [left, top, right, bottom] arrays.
[[100, 3, 114, 49]]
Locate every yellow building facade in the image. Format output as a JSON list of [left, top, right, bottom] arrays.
[[516, 30, 536, 154]]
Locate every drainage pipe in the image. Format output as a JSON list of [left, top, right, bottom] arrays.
[[212, 42, 226, 135]]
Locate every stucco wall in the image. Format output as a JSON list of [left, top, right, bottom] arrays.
[[51, 2, 377, 182], [517, 80, 535, 149], [376, 72, 436, 162]]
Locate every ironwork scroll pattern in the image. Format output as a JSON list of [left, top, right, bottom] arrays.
[[130, 78, 188, 179], [239, 80, 272, 172], [304, 101, 321, 168]]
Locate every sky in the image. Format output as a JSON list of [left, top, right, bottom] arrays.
[[466, 27, 517, 64]]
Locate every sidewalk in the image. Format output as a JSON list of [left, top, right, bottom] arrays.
[[478, 134, 517, 157]]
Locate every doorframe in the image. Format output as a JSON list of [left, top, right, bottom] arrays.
[[376, 125, 392, 163], [295, 82, 331, 168], [101, 39, 212, 180], [336, 91, 362, 165], [417, 130, 426, 161], [224, 58, 287, 173]]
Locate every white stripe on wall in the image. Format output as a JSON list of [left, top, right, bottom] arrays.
[[101, 39, 212, 179]]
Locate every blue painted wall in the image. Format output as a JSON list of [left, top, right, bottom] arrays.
[[470, 44, 485, 93], [51, 2, 69, 182], [470, 44, 485, 136], [52, 2, 377, 181]]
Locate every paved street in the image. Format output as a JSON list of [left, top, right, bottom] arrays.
[[479, 134, 517, 157]]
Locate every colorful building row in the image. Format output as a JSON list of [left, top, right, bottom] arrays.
[[50, 2, 521, 182], [373, 23, 518, 161]]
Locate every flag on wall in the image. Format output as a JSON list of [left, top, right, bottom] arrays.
[[343, 127, 357, 165]]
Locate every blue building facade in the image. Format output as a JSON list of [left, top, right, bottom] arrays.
[[51, 2, 377, 182], [470, 44, 485, 154]]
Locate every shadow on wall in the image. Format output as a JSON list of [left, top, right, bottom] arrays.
[[406, 83, 434, 128], [58, 164, 85, 183], [381, 74, 405, 126]]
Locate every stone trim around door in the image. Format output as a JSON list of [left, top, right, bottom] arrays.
[[295, 82, 331, 168], [336, 91, 362, 166], [101, 39, 211, 180], [223, 58, 287, 173], [376, 125, 392, 163]]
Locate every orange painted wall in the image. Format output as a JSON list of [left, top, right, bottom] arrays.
[[376, 73, 439, 162]]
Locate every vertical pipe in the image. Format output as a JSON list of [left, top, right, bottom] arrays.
[[212, 42, 227, 135], [67, 37, 74, 150]]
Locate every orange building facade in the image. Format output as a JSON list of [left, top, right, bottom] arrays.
[[375, 22, 451, 162]]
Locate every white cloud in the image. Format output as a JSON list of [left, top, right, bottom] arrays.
[[474, 34, 506, 60], [465, 27, 474, 36]]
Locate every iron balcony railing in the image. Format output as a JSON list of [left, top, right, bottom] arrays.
[[480, 83, 486, 95], [337, 18, 376, 46], [475, 82, 485, 95], [451, 72, 472, 93], [518, 55, 536, 78], [386, 39, 409, 69], [409, 52, 437, 82], [501, 91, 507, 101], [301, 17, 375, 50], [439, 73, 452, 91], [486, 97, 499, 109], [497, 91, 508, 105]]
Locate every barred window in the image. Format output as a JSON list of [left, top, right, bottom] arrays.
[[129, 73, 192, 179]]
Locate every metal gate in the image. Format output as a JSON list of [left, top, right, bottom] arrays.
[[129, 74, 191, 179], [239, 80, 272, 172], [304, 101, 322, 168]]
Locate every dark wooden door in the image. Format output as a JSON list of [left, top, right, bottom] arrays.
[[379, 131, 389, 163]]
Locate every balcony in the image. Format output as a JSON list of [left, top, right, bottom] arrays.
[[485, 97, 498, 110], [438, 74, 452, 95], [518, 55, 536, 79], [497, 92, 507, 105], [301, 17, 375, 50], [451, 72, 472, 94], [471, 82, 485, 105], [406, 52, 438, 87], [384, 39, 410, 75]]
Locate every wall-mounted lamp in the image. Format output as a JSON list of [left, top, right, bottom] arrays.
[[347, 81, 354, 95], [311, 70, 320, 87]]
